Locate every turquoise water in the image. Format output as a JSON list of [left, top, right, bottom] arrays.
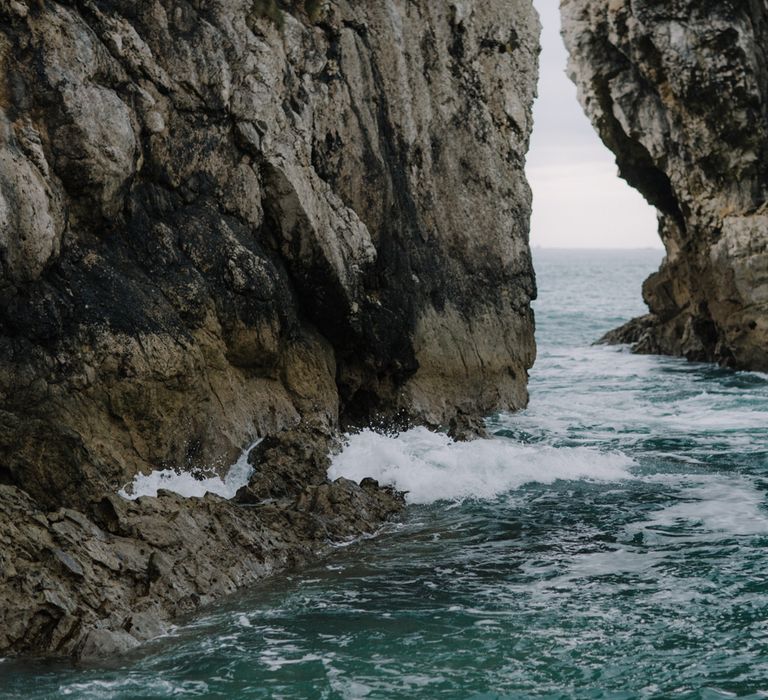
[[7, 248, 768, 699]]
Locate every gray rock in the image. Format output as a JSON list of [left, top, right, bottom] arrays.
[[564, 0, 768, 369], [0, 476, 404, 659], [51, 548, 85, 579]]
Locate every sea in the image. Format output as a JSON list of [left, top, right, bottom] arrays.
[[6, 248, 768, 699]]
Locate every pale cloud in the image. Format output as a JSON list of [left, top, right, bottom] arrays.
[[527, 0, 662, 249], [528, 161, 660, 248]]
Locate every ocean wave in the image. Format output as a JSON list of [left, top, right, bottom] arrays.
[[629, 473, 768, 538], [328, 427, 634, 505], [118, 440, 260, 500]]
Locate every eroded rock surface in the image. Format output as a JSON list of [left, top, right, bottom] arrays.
[[0, 468, 404, 659], [0, 0, 539, 657], [563, 0, 768, 368]]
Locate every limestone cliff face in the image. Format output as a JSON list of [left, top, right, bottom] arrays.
[[0, 0, 539, 507], [562, 0, 768, 369], [0, 0, 539, 656]]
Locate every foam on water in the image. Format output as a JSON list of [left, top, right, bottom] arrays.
[[59, 679, 210, 698], [328, 427, 635, 504], [631, 474, 768, 537], [118, 440, 261, 500]]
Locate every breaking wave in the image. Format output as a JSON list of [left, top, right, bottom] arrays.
[[328, 427, 634, 505], [118, 440, 261, 500]]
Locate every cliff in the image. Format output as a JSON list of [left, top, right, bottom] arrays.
[[562, 0, 768, 369], [0, 0, 539, 656]]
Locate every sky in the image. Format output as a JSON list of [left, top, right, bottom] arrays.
[[526, 0, 662, 249]]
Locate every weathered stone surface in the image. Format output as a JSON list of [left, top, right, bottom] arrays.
[[0, 0, 539, 658], [0, 472, 404, 659], [563, 0, 768, 368], [0, 0, 538, 505]]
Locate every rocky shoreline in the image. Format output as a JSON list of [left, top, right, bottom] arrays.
[[0, 0, 539, 658], [1, 424, 404, 659], [4, 0, 767, 663]]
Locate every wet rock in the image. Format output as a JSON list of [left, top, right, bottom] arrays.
[[0, 473, 403, 660], [236, 424, 336, 503], [77, 629, 141, 660], [447, 412, 490, 442], [293, 477, 405, 541], [123, 610, 169, 642], [563, 0, 768, 369]]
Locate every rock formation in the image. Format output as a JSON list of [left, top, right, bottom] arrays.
[[0, 474, 404, 658], [562, 0, 768, 369], [0, 0, 539, 657]]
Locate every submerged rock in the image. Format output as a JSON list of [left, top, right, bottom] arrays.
[[563, 0, 768, 369], [0, 0, 539, 657]]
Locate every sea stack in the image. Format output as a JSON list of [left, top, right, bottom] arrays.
[[562, 0, 768, 369]]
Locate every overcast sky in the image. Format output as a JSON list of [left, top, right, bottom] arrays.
[[527, 0, 662, 249]]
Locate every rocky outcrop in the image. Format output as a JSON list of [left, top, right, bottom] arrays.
[[0, 471, 404, 659], [0, 0, 539, 657], [563, 0, 768, 369]]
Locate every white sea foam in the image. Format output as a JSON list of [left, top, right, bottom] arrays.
[[118, 440, 261, 500], [630, 474, 768, 538], [60, 679, 210, 697], [328, 427, 634, 504]]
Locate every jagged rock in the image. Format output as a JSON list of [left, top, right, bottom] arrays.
[[0, 0, 540, 658], [77, 629, 141, 660], [563, 0, 768, 368], [447, 411, 491, 441], [235, 424, 336, 502], [0, 477, 404, 659]]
